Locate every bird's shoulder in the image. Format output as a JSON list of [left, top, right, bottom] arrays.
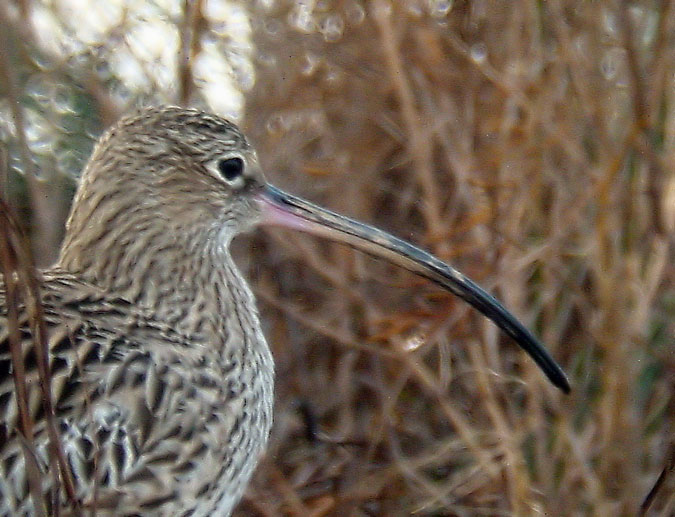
[[0, 267, 229, 432], [0, 268, 231, 514]]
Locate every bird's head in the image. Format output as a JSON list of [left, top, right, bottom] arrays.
[[58, 106, 570, 393], [64, 106, 267, 246]]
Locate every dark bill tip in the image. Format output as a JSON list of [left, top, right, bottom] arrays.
[[256, 185, 571, 394]]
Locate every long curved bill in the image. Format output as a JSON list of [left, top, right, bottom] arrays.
[[256, 185, 570, 393]]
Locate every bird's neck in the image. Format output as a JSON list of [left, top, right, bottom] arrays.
[[59, 222, 260, 350]]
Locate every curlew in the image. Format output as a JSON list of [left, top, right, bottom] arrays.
[[0, 106, 569, 516]]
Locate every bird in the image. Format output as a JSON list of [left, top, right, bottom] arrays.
[[0, 106, 569, 516]]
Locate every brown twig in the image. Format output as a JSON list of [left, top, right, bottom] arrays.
[[0, 200, 81, 514], [639, 441, 675, 515]]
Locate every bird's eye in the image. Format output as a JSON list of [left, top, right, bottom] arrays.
[[217, 157, 244, 184]]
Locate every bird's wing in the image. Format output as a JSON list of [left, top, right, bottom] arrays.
[[0, 271, 212, 515]]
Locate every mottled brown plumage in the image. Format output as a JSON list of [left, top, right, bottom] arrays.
[[0, 106, 568, 516]]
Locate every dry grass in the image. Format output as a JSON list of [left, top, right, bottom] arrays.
[[1, 0, 673, 515]]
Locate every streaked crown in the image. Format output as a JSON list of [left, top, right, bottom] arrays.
[[59, 106, 266, 286]]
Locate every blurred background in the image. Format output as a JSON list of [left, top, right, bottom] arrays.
[[1, 0, 673, 515]]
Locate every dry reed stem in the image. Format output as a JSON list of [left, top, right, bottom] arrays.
[[0, 200, 81, 515], [1, 0, 673, 514]]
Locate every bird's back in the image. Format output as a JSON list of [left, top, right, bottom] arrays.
[[0, 269, 273, 516]]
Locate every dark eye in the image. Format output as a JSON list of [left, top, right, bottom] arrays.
[[217, 157, 244, 183]]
